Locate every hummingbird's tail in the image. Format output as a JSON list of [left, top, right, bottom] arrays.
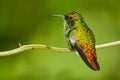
[[74, 44, 100, 71]]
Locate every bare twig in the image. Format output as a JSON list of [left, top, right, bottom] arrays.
[[96, 40, 120, 49], [0, 40, 120, 56]]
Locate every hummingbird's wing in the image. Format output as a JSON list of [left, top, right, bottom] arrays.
[[67, 27, 100, 71]]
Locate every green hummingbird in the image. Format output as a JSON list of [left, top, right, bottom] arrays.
[[53, 11, 100, 71]]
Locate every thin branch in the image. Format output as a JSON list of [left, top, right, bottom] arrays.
[[96, 40, 120, 49], [0, 40, 120, 56]]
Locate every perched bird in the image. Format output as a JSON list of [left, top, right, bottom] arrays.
[[53, 11, 100, 71]]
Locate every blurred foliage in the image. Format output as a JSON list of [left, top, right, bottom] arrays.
[[0, 0, 120, 80]]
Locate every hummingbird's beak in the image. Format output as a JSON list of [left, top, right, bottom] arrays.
[[52, 14, 64, 19]]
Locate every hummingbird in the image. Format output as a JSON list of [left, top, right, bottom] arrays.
[[53, 11, 100, 71]]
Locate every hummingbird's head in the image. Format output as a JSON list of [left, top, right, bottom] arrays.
[[52, 11, 84, 26], [64, 11, 84, 26], [64, 11, 83, 20]]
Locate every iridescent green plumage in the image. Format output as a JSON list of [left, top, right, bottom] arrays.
[[63, 11, 100, 71]]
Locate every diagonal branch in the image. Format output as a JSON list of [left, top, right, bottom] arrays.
[[0, 40, 120, 56]]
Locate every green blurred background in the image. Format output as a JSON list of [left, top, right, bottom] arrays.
[[0, 0, 120, 80]]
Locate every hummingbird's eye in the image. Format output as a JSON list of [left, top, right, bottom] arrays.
[[69, 16, 72, 20], [64, 15, 73, 20]]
